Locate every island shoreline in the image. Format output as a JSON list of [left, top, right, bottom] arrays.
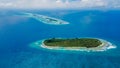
[[40, 38, 116, 52]]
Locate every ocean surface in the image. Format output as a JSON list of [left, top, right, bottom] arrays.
[[0, 10, 120, 68]]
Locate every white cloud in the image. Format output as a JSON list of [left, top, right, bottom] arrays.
[[0, 2, 14, 7], [0, 0, 120, 9]]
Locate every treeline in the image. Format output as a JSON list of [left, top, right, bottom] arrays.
[[44, 38, 102, 48]]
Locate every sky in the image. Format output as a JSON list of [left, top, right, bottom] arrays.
[[0, 0, 120, 9]]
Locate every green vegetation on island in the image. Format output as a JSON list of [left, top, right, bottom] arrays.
[[45, 18, 57, 22], [43, 38, 102, 48]]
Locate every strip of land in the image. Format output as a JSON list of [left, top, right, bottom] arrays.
[[23, 13, 69, 25]]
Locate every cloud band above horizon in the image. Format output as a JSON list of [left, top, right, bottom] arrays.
[[0, 0, 120, 9]]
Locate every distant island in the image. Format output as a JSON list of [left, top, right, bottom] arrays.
[[39, 38, 116, 52], [23, 13, 69, 25]]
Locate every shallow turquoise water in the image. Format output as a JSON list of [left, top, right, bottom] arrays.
[[0, 10, 120, 68]]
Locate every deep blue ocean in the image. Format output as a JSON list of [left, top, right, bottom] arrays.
[[0, 10, 120, 68]]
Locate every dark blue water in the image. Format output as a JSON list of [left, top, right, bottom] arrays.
[[0, 10, 120, 68]]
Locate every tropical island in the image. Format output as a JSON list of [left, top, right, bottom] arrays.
[[23, 13, 69, 25], [44, 38, 102, 48], [39, 38, 116, 52]]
